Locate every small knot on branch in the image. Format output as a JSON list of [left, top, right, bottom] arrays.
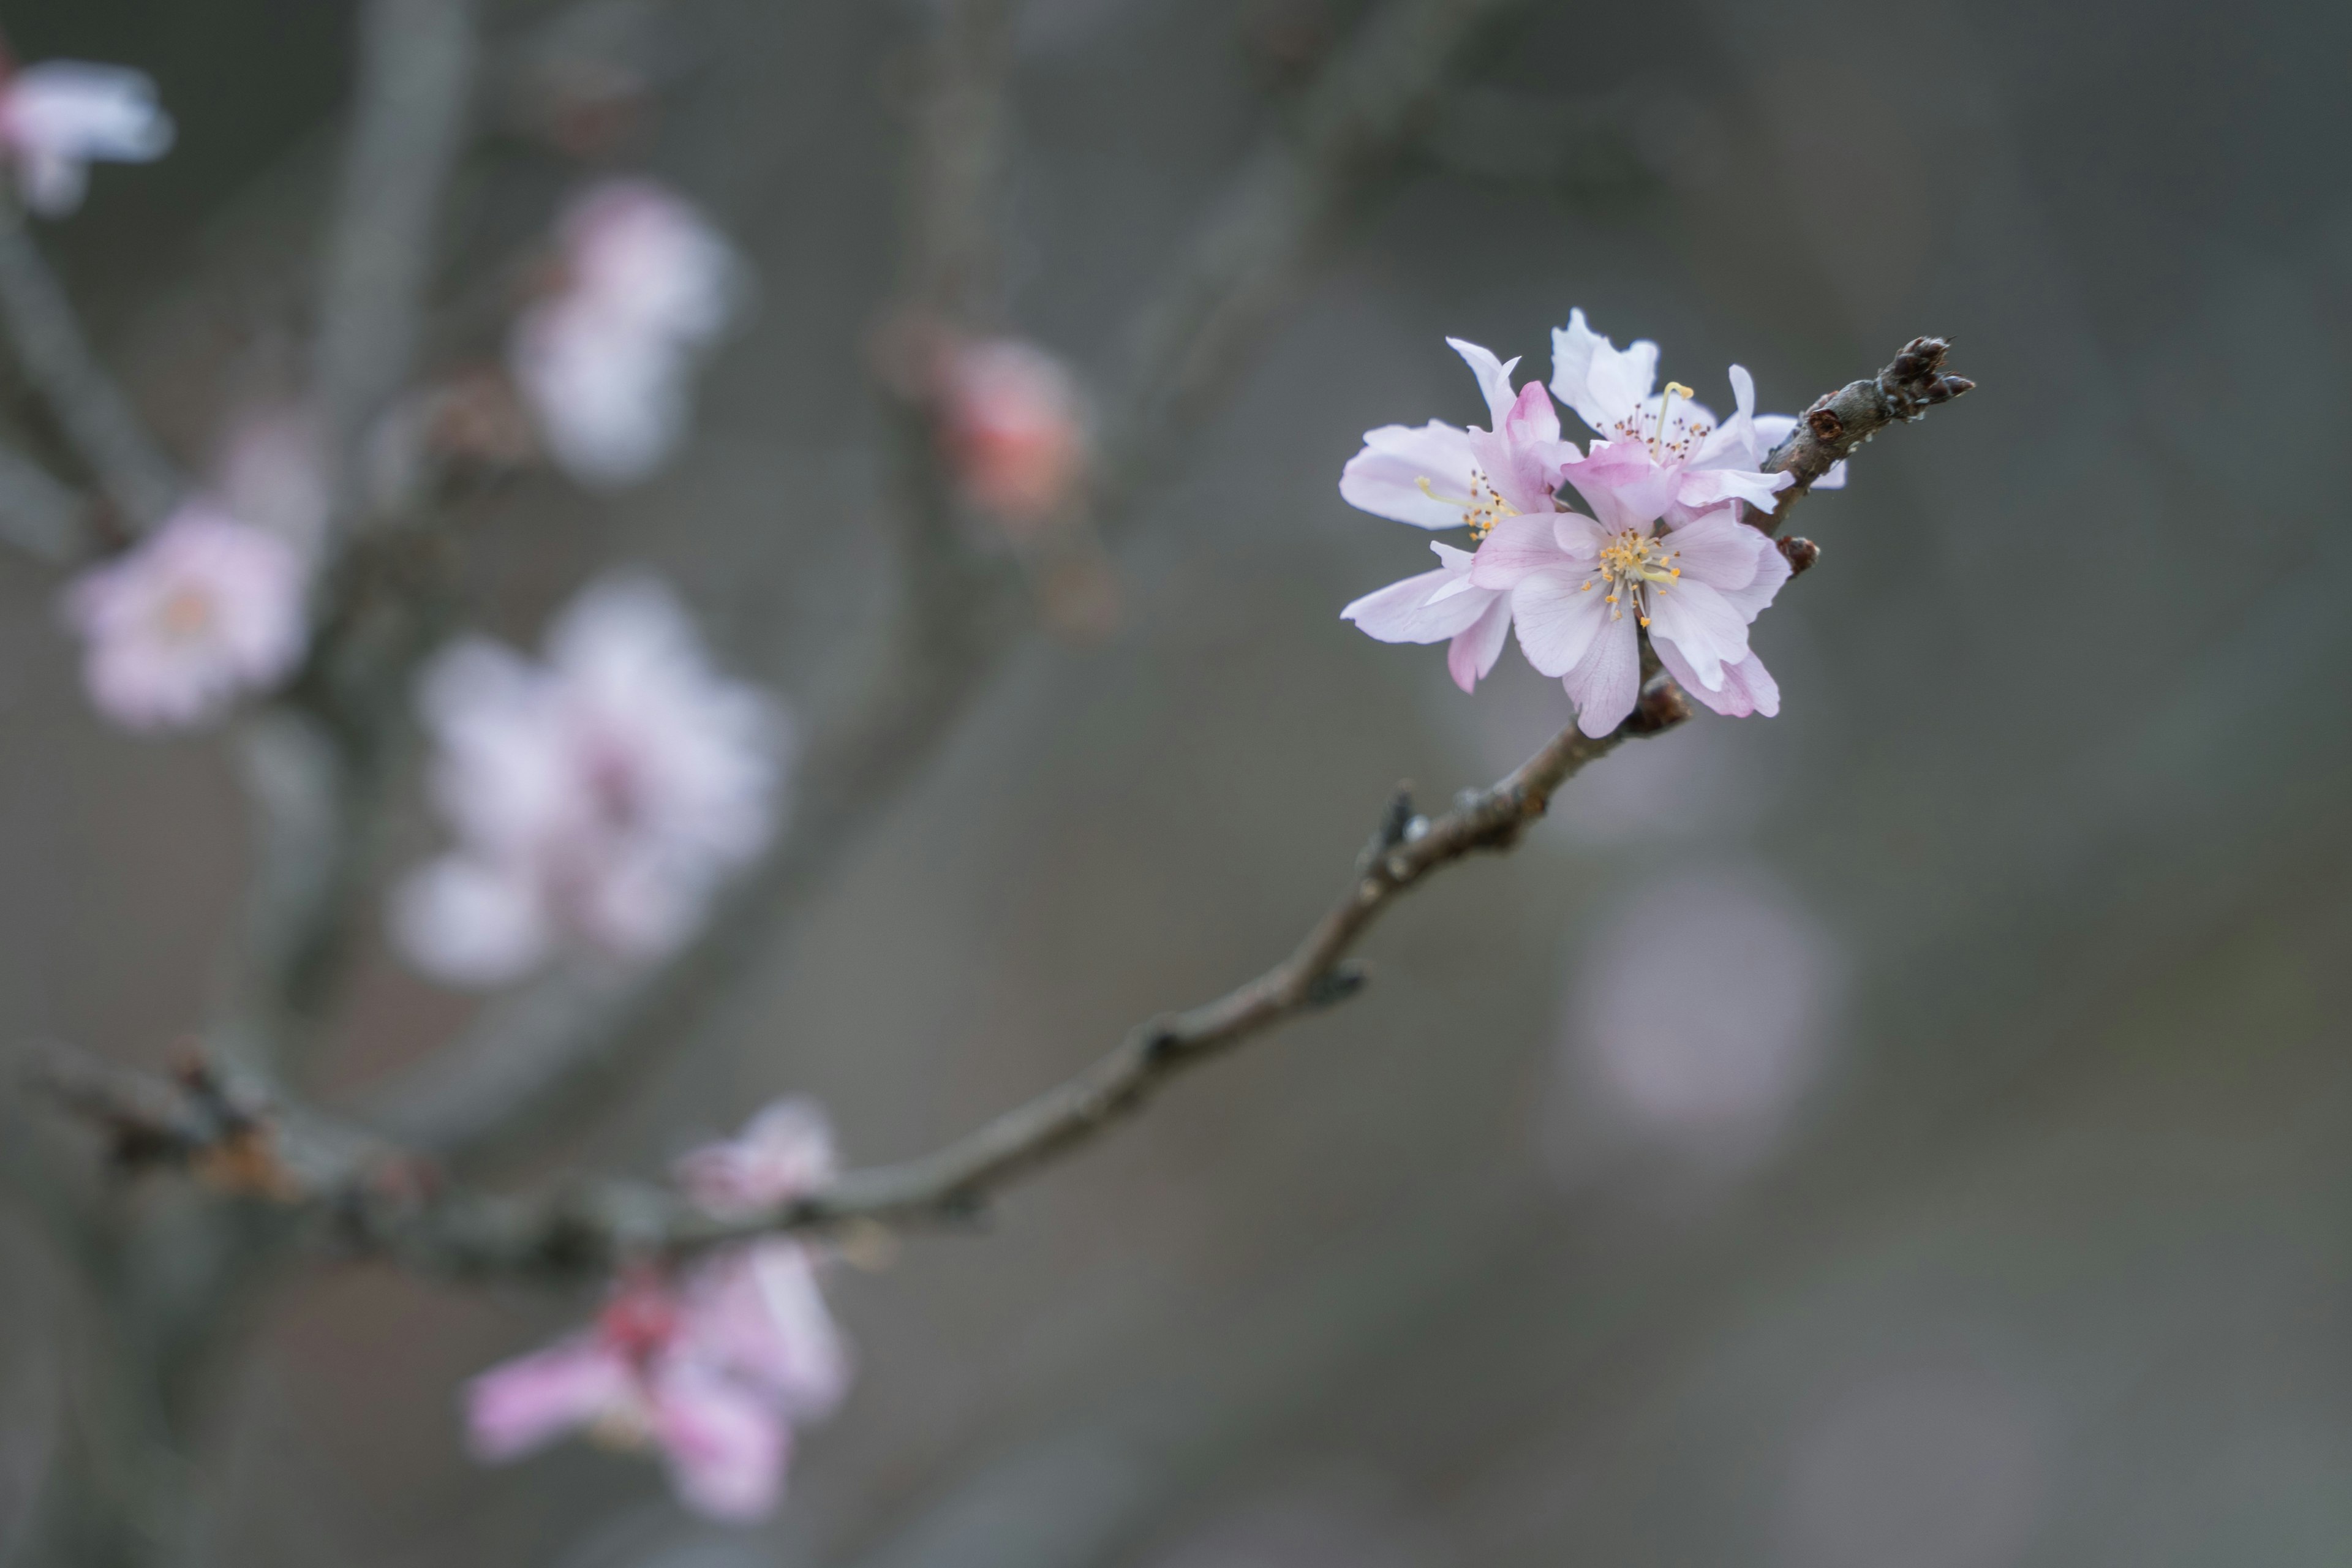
[[1803, 401, 1844, 442], [1355, 785, 1416, 877], [1777, 535, 1820, 575], [1626, 680, 1692, 736]]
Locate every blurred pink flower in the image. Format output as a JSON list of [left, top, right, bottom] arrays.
[[0, 60, 173, 216], [61, 504, 308, 731], [938, 337, 1087, 527], [1337, 337, 1575, 692], [673, 1099, 853, 1417], [676, 1096, 837, 1215], [467, 1100, 854, 1521], [509, 179, 741, 488], [466, 1276, 792, 1521], [391, 573, 788, 987]]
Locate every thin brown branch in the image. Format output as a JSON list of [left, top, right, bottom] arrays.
[[1755, 334, 1973, 538], [26, 687, 1687, 1282], [0, 197, 179, 532]]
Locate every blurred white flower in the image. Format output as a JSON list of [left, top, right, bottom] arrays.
[[61, 504, 309, 732], [0, 61, 174, 216], [1550, 864, 1842, 1172], [391, 573, 788, 987], [508, 179, 742, 488], [936, 336, 1087, 529]]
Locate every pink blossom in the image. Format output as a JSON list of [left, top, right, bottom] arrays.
[[672, 1099, 853, 1419], [676, 1096, 838, 1215], [1470, 500, 1789, 737], [391, 573, 787, 987], [466, 1277, 793, 1521], [0, 61, 173, 216], [61, 505, 309, 731], [1337, 338, 1574, 692], [509, 180, 741, 488], [937, 337, 1087, 527]]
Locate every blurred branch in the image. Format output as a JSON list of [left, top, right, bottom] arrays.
[[0, 198, 179, 533], [0, 437, 92, 560], [312, 0, 479, 538], [1757, 334, 1973, 537], [1107, 0, 1537, 486]]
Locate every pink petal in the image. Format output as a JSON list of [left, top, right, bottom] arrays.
[[466, 1339, 633, 1461], [1657, 507, 1763, 593], [1656, 639, 1781, 718], [1447, 595, 1513, 693], [676, 1098, 839, 1213], [1469, 513, 1574, 589], [649, 1361, 788, 1521], [1562, 611, 1641, 737], [683, 1242, 852, 1419], [1559, 439, 1676, 533], [1341, 552, 1502, 644], [1338, 421, 1479, 529], [1509, 565, 1608, 678], [1643, 578, 1749, 692]]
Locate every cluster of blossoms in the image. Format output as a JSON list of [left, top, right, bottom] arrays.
[[1341, 310, 1841, 735], [391, 574, 788, 988], [0, 56, 173, 215], [468, 1099, 851, 1520], [509, 179, 743, 489]]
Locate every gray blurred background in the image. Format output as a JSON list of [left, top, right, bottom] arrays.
[[2, 0, 2350, 1564]]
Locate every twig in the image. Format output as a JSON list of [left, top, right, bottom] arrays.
[[28, 337, 1971, 1284], [1755, 335, 1973, 538], [0, 198, 179, 532], [26, 685, 1688, 1280], [311, 0, 479, 538]]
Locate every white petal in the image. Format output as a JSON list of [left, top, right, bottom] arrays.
[[1548, 309, 1659, 439], [1341, 562, 1499, 644], [1645, 579, 1749, 692], [1562, 612, 1640, 737], [390, 857, 551, 988], [1446, 337, 1522, 429], [1338, 421, 1479, 529]]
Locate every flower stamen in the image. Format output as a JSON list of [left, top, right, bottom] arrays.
[[1417, 472, 1521, 542]]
